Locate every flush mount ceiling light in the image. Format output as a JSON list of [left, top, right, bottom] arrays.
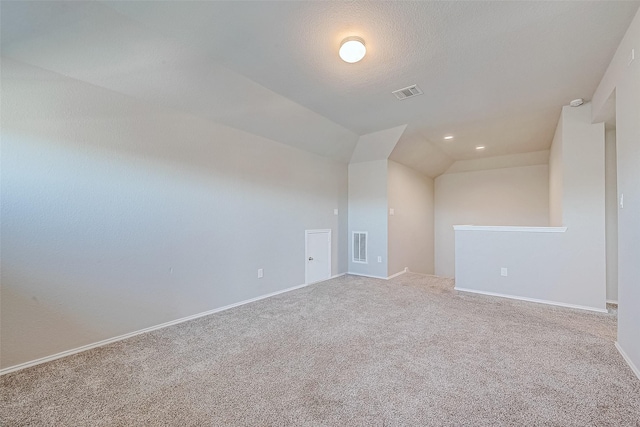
[[444, 135, 454, 140], [339, 37, 366, 63], [476, 146, 485, 150]]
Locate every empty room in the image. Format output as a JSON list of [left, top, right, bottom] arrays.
[[1, 1, 640, 425]]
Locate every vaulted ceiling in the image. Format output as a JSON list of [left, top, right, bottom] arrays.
[[2, 1, 638, 177]]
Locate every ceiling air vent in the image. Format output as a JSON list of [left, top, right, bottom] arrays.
[[392, 84, 423, 100]]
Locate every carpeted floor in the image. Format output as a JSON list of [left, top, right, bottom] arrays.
[[1, 273, 639, 426]]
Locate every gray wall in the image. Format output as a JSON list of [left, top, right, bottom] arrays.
[[605, 129, 618, 303], [452, 104, 606, 312], [592, 8, 640, 376], [1, 59, 349, 369], [434, 165, 550, 277], [387, 160, 434, 275], [549, 118, 564, 226], [555, 104, 606, 311], [453, 226, 608, 311], [348, 160, 388, 278]]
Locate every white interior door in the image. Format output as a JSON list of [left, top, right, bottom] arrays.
[[305, 229, 331, 284]]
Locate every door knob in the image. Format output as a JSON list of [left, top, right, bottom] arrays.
[[308, 257, 313, 261]]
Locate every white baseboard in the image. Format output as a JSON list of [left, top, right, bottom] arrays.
[[0, 280, 324, 376], [606, 299, 619, 305], [347, 272, 388, 280], [348, 270, 443, 280], [347, 270, 408, 280], [402, 270, 441, 278], [454, 287, 608, 313], [386, 269, 408, 280], [615, 342, 640, 381]]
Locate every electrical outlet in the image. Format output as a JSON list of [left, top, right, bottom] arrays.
[[389, 208, 395, 216], [258, 268, 263, 278], [377, 256, 382, 263], [501, 268, 508, 277], [334, 208, 339, 215]]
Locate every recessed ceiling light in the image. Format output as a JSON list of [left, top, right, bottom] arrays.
[[339, 37, 366, 63], [475, 146, 485, 150], [444, 135, 454, 140]]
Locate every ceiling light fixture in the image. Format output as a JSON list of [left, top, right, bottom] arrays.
[[339, 37, 366, 63], [476, 146, 485, 150], [444, 135, 454, 140]]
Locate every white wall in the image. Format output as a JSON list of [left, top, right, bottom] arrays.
[[592, 8, 640, 377], [387, 160, 434, 276], [348, 160, 388, 278], [0, 59, 349, 369], [434, 164, 550, 277], [605, 129, 618, 303]]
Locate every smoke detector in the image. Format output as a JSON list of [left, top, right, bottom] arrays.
[[392, 84, 423, 100], [570, 98, 584, 107]]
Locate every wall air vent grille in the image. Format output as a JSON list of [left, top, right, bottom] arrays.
[[352, 231, 367, 263], [392, 84, 423, 100]]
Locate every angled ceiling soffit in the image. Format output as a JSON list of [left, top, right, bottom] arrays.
[[349, 125, 407, 164]]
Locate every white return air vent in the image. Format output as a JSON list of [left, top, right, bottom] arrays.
[[353, 231, 368, 263], [392, 84, 423, 100]]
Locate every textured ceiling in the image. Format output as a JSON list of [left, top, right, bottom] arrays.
[[2, 1, 638, 176]]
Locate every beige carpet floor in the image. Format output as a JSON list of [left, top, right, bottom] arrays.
[[1, 273, 639, 426]]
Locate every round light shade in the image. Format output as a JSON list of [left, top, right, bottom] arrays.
[[339, 37, 366, 63]]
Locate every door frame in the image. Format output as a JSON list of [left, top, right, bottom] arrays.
[[305, 229, 332, 285]]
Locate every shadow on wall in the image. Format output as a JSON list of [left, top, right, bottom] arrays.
[[2, 274, 102, 368], [3, 65, 337, 195], [1, 62, 348, 370]]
